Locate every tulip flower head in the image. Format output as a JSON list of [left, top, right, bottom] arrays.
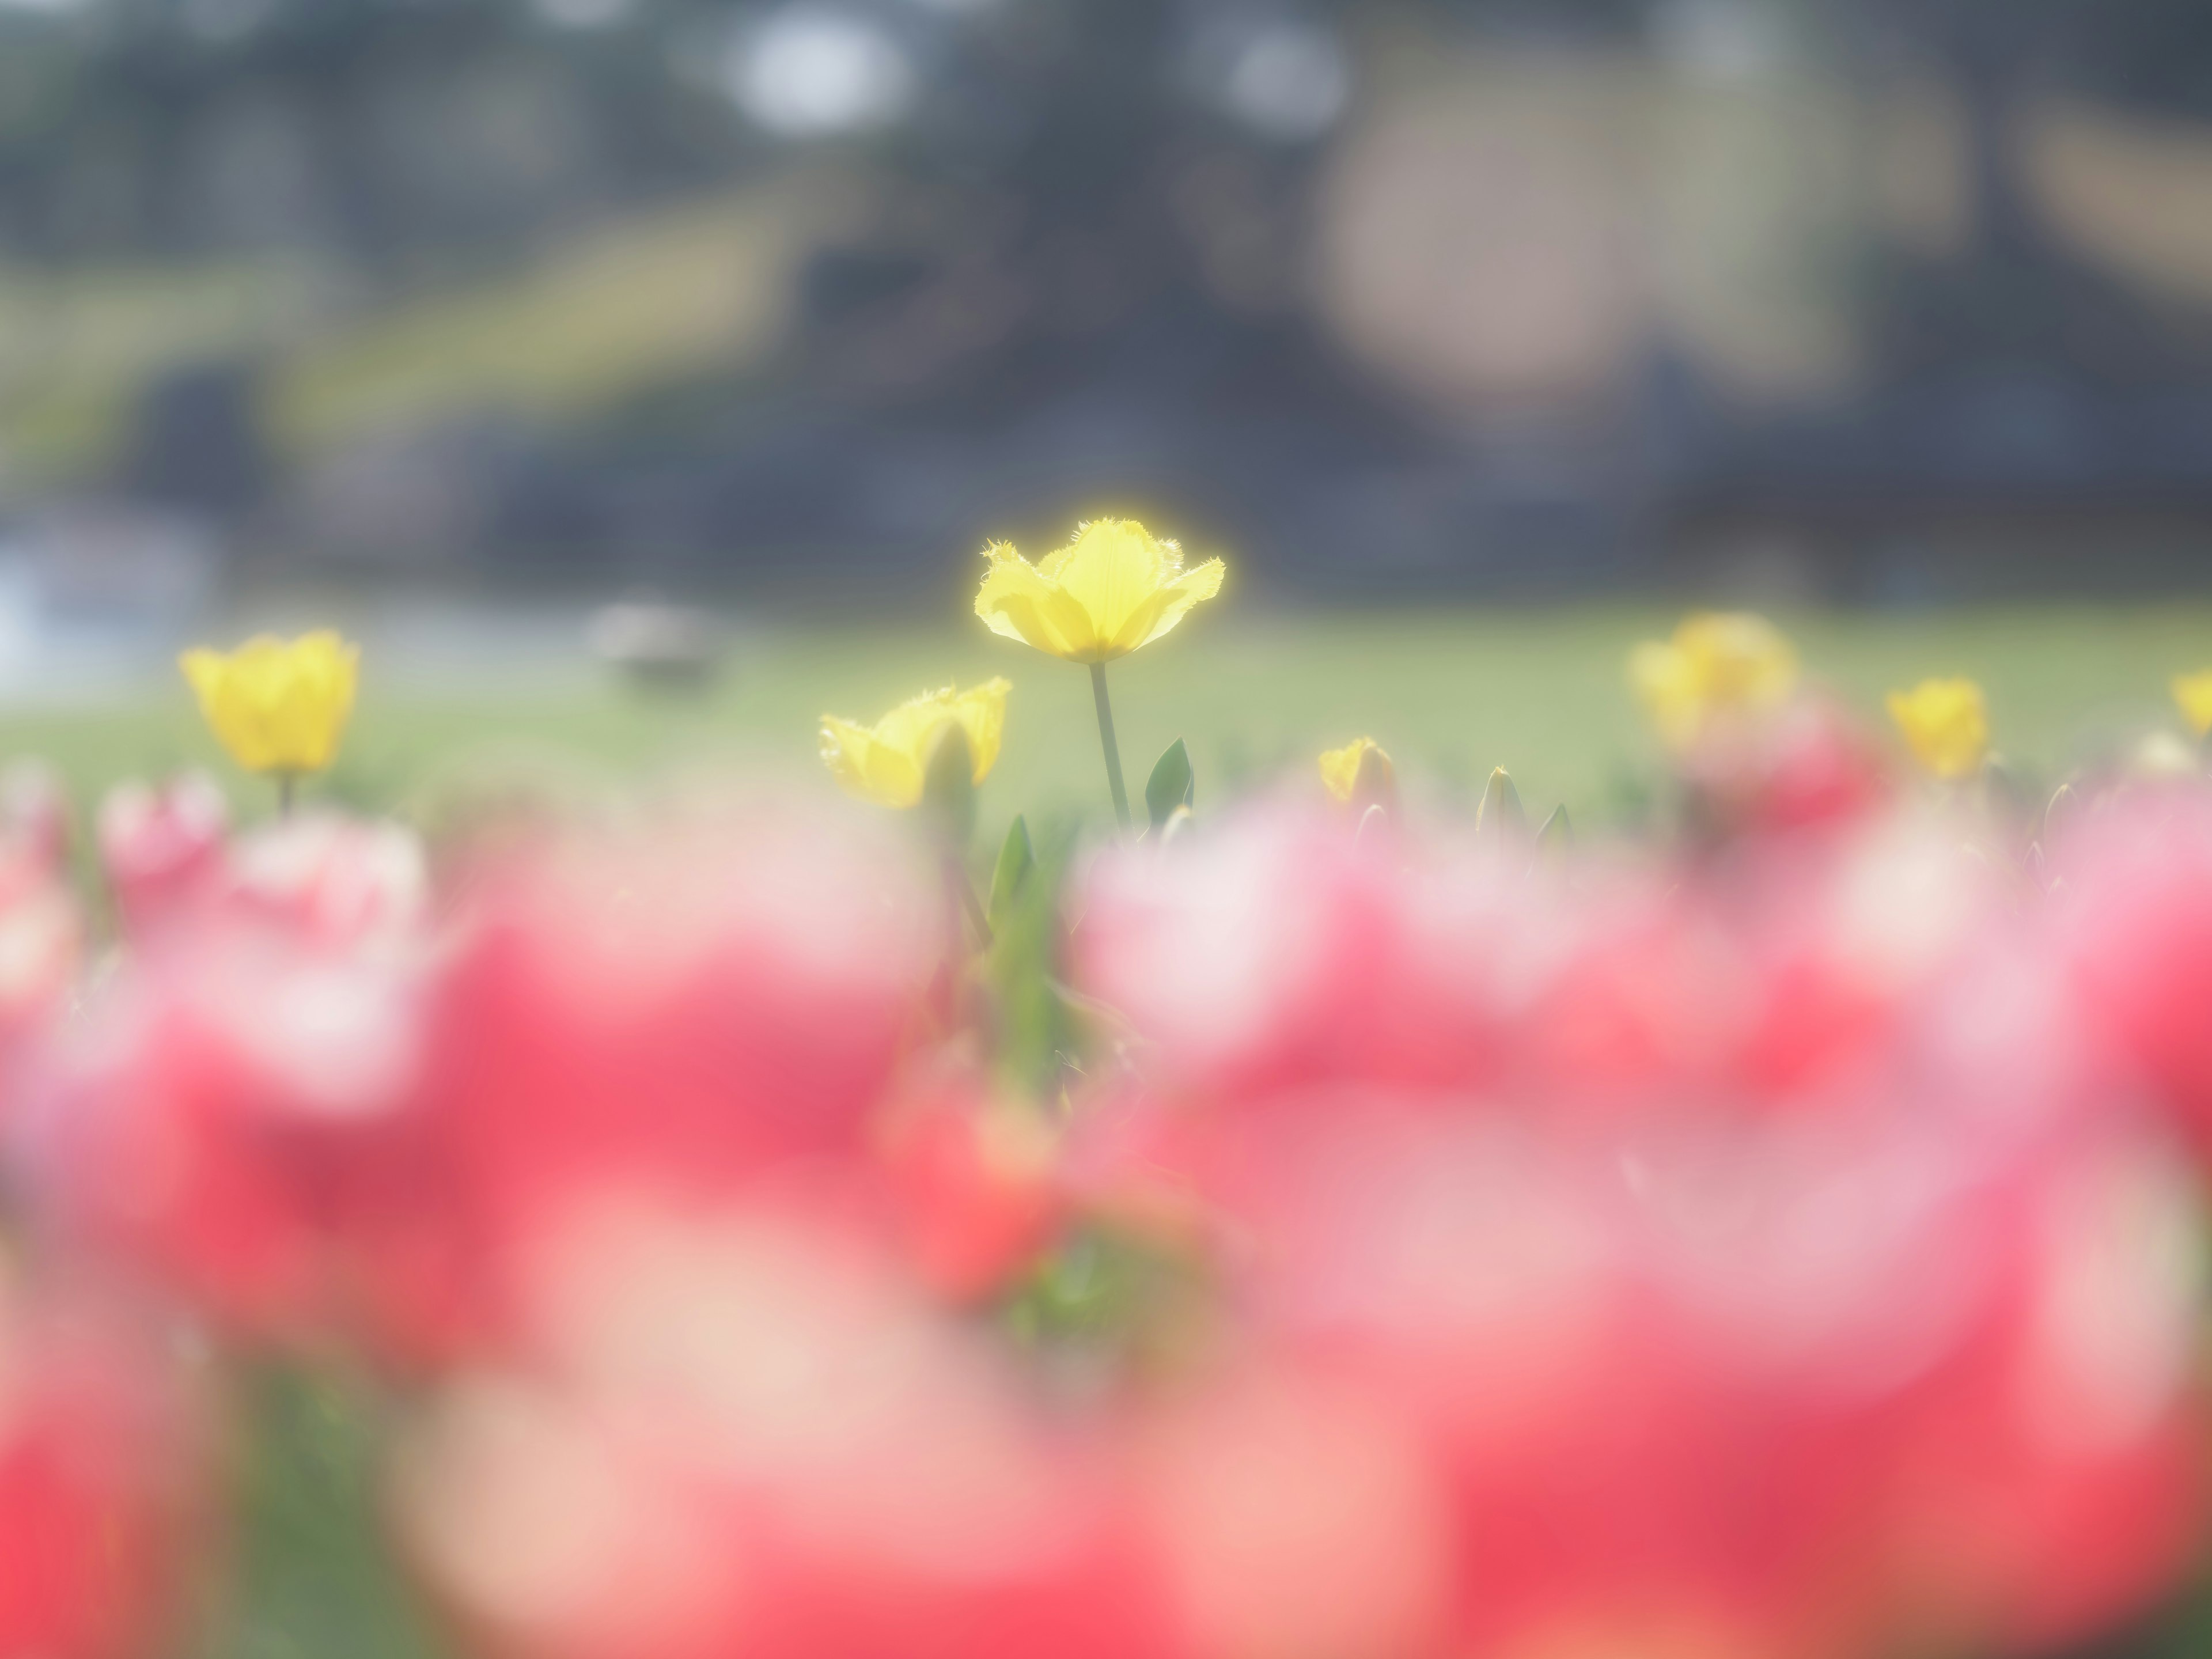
[[1319, 737, 1396, 812], [975, 518, 1223, 833], [2172, 668, 2212, 739], [180, 632, 359, 781], [1886, 677, 1990, 780], [975, 519, 1224, 664], [1628, 612, 1798, 748], [820, 680, 1010, 809]]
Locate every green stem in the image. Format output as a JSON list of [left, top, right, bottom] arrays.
[[944, 851, 993, 950], [277, 772, 296, 818], [1089, 661, 1132, 834]]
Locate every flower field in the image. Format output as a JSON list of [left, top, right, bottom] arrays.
[[7, 604, 2212, 834], [5, 537, 2212, 1659]]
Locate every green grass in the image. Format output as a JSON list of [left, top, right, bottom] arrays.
[[6, 604, 2211, 840]]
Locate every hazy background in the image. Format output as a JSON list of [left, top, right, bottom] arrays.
[[6, 0, 2212, 774]]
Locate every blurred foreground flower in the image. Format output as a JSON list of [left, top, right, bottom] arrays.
[[180, 631, 358, 794], [0, 839, 79, 1081], [976, 520, 1222, 832], [820, 680, 1010, 809], [1630, 612, 1798, 748], [47, 804, 946, 1361], [1070, 798, 2209, 1659], [2173, 668, 2212, 739], [0, 1278, 206, 1659], [97, 774, 229, 939], [1887, 677, 1990, 779], [396, 1211, 1161, 1659]]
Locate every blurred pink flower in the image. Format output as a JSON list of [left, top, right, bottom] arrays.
[[98, 774, 230, 940], [1070, 797, 2206, 1657], [0, 1273, 207, 1659]]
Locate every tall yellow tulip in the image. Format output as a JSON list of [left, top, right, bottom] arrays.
[[974, 518, 1223, 830], [180, 631, 359, 807]]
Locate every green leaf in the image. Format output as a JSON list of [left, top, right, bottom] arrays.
[[1145, 738, 1194, 833], [922, 724, 976, 847], [1476, 767, 1527, 841], [1537, 803, 1573, 852], [988, 815, 1036, 930]]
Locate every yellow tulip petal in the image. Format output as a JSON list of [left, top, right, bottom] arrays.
[[819, 680, 1012, 809], [2172, 669, 2212, 738], [975, 544, 1103, 660], [820, 716, 910, 807], [180, 631, 359, 775], [948, 678, 1012, 781], [1627, 612, 1797, 748], [1048, 520, 1171, 647], [1674, 612, 1797, 709], [1123, 556, 1225, 655], [1886, 677, 1989, 780], [1628, 640, 1701, 749], [973, 521, 1224, 662], [1319, 738, 1377, 802]]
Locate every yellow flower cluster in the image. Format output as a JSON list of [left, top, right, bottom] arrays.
[[175, 566, 2202, 840], [816, 517, 1226, 824]]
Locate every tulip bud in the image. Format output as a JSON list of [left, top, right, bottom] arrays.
[[1476, 767, 1527, 843], [1146, 739, 1195, 835], [1537, 803, 1573, 856]]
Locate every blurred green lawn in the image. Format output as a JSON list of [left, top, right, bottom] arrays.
[[11, 605, 2212, 839]]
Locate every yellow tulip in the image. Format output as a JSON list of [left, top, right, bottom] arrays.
[[974, 519, 1224, 664], [2172, 668, 2212, 738], [1628, 612, 1798, 747], [1319, 737, 1394, 805], [1886, 677, 1990, 780], [180, 631, 359, 777], [820, 680, 1010, 809]]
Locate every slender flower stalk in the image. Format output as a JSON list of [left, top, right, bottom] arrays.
[[945, 851, 993, 949], [1090, 664, 1132, 833]]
